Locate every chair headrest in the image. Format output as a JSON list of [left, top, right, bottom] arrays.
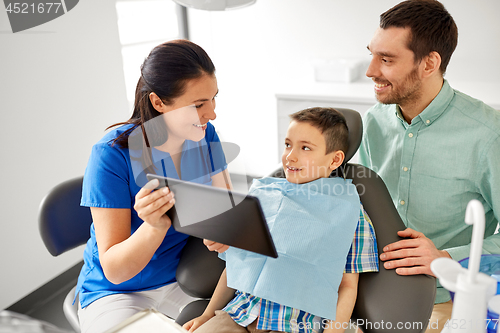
[[266, 108, 362, 179], [334, 108, 363, 163], [38, 176, 92, 256]]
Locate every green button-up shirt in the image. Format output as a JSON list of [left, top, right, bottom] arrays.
[[359, 80, 500, 303]]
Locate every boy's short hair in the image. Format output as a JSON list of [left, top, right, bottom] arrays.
[[289, 107, 349, 156]]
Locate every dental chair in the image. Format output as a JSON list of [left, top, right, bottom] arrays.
[[39, 176, 90, 332], [174, 108, 436, 333]]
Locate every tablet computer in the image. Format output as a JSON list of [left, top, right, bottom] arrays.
[[146, 174, 278, 258]]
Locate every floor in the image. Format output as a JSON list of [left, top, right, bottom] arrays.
[[4, 261, 81, 332], [26, 286, 77, 332], [28, 284, 77, 332]]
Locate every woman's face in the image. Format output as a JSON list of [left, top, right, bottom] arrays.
[[156, 74, 219, 144]]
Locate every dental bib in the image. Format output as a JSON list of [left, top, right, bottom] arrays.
[[221, 177, 359, 320]]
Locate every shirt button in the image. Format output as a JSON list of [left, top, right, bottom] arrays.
[[400, 200, 406, 205], [408, 133, 414, 138], [426, 120, 431, 124], [403, 167, 408, 172]]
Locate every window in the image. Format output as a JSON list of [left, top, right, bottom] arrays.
[[115, 0, 187, 109]]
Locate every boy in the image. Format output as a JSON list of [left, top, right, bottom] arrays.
[[185, 107, 378, 333]]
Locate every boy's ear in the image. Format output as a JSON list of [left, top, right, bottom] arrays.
[[329, 150, 345, 171]]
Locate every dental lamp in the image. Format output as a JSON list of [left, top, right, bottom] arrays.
[[172, 0, 256, 11]]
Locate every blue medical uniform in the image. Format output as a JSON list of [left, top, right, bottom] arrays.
[[75, 122, 227, 308]]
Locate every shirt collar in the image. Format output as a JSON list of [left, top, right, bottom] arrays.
[[394, 80, 454, 127], [416, 79, 453, 127], [151, 138, 208, 163], [395, 105, 406, 122], [394, 105, 411, 129]]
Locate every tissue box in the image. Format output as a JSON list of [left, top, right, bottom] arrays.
[[313, 58, 367, 83]]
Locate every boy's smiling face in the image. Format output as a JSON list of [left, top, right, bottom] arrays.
[[282, 120, 344, 184]]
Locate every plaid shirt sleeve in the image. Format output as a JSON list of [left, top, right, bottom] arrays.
[[344, 203, 379, 273]]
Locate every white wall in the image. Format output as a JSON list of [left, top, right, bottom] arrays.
[[1, 0, 499, 311], [188, 0, 500, 176], [0, 1, 128, 309]]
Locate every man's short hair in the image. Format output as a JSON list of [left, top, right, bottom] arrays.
[[289, 107, 349, 156], [380, 0, 458, 75]]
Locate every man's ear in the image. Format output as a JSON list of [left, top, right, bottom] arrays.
[[422, 51, 442, 78], [149, 92, 165, 113], [329, 150, 345, 171]]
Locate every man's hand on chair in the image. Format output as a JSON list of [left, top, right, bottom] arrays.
[[203, 239, 229, 253], [379, 228, 451, 277]]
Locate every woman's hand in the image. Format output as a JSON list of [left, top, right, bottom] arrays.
[[134, 179, 175, 231], [183, 314, 213, 332], [203, 239, 229, 253]]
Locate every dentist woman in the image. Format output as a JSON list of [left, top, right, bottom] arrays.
[[75, 40, 230, 333]]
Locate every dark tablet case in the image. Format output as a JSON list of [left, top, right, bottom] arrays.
[[146, 174, 278, 258]]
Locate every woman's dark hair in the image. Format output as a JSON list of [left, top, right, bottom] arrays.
[[380, 0, 458, 75], [289, 107, 349, 155], [109, 39, 216, 148]]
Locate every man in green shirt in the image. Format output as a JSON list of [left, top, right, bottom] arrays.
[[359, 1, 500, 332]]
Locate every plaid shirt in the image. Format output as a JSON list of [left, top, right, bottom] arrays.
[[223, 204, 379, 333]]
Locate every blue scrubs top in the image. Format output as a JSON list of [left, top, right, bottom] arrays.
[[76, 122, 227, 308]]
